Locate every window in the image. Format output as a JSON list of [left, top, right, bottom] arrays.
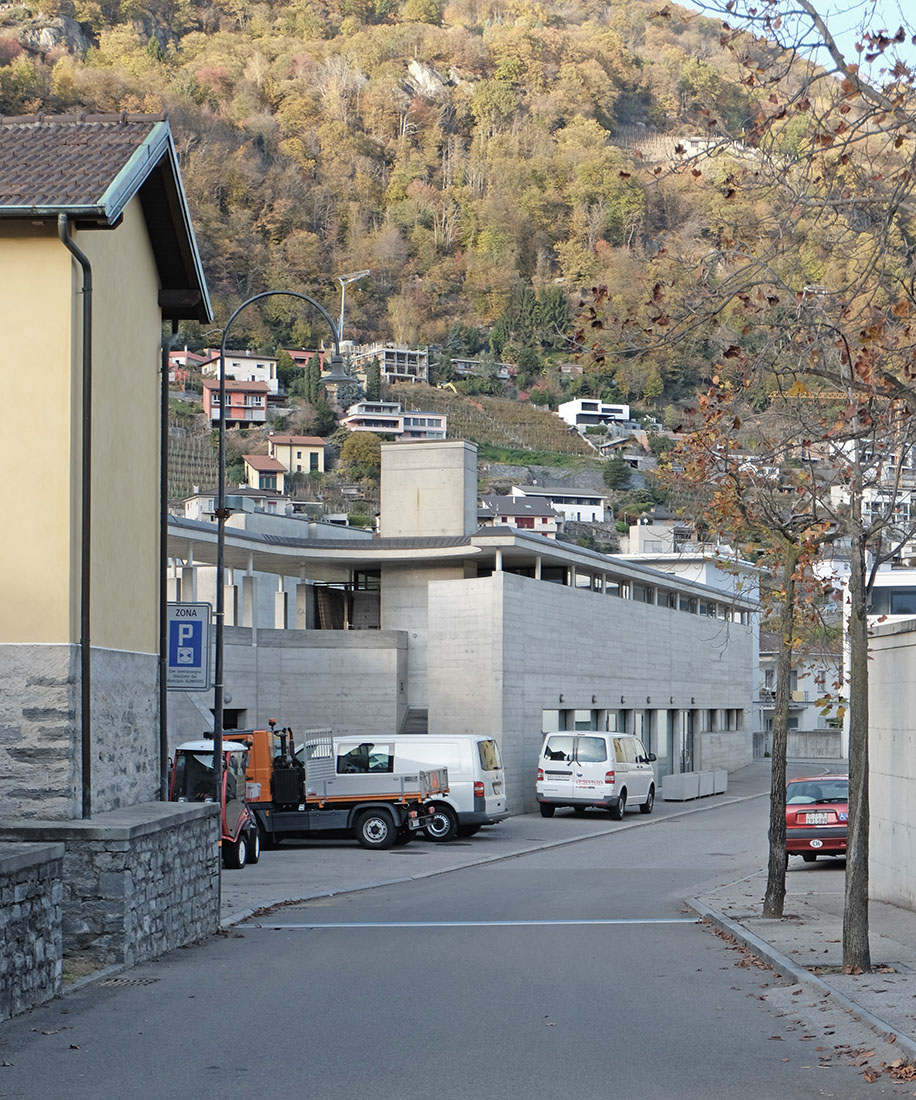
[[336, 742, 393, 773], [259, 474, 277, 490], [477, 739, 502, 770], [310, 454, 320, 471], [516, 516, 534, 529]]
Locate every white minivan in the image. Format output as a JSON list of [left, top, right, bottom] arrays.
[[536, 732, 657, 818], [331, 734, 509, 842]]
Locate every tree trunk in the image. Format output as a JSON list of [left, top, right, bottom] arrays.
[[763, 547, 797, 918], [843, 530, 871, 972]]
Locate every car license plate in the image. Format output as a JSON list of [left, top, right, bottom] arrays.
[[806, 812, 829, 824]]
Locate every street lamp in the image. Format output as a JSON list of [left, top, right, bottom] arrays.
[[337, 270, 370, 343], [212, 290, 351, 804]]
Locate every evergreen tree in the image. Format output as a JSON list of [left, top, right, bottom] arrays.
[[366, 357, 382, 401]]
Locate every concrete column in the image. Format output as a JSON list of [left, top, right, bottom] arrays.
[[274, 577, 288, 629], [180, 564, 198, 602], [295, 582, 313, 629], [240, 575, 255, 629], [535, 556, 542, 581], [223, 584, 238, 626], [494, 548, 503, 572]]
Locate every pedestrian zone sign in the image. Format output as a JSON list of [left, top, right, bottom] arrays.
[[167, 603, 211, 691]]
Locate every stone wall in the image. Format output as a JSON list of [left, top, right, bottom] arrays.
[[0, 842, 64, 1023], [0, 643, 160, 819], [0, 801, 219, 967]]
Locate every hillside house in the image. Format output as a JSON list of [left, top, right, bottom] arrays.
[[349, 342, 429, 383], [201, 348, 279, 394], [202, 378, 269, 426], [511, 485, 607, 524], [268, 433, 326, 474], [479, 493, 560, 537], [343, 400, 447, 440], [243, 454, 287, 492], [558, 398, 631, 430]]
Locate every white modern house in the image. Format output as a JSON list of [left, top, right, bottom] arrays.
[[511, 485, 607, 524], [342, 400, 447, 440], [167, 440, 757, 811], [201, 348, 279, 395], [557, 398, 631, 430]]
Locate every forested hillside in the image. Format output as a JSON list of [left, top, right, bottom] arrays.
[[0, 0, 775, 407]]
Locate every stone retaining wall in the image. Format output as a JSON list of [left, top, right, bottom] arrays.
[[0, 800, 220, 968], [0, 842, 64, 1023]]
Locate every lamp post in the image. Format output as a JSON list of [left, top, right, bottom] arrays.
[[212, 290, 350, 803], [336, 270, 370, 343]]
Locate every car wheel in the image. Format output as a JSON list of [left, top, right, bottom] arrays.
[[223, 834, 247, 870], [457, 825, 481, 838], [246, 827, 261, 864], [572, 805, 587, 816], [640, 785, 655, 815], [424, 803, 458, 842], [802, 852, 818, 863], [609, 790, 627, 820], [539, 803, 555, 818], [356, 810, 396, 850]]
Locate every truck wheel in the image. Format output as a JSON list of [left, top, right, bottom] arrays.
[[223, 834, 247, 869], [424, 803, 458, 842], [539, 804, 555, 818], [356, 811, 396, 850], [247, 828, 261, 864]]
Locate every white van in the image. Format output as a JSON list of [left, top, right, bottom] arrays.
[[536, 732, 657, 818], [331, 734, 508, 842]]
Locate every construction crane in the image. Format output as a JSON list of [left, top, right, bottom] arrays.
[[337, 270, 370, 342]]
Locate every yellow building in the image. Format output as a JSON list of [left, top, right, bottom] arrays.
[[267, 433, 326, 474], [0, 114, 211, 819]]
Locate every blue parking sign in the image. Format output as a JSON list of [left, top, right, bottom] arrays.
[[167, 603, 211, 690]]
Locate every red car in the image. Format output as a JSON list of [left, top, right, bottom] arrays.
[[785, 774, 848, 864]]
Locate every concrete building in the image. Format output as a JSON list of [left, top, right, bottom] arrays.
[[342, 400, 447, 440], [167, 441, 756, 812], [348, 342, 429, 383]]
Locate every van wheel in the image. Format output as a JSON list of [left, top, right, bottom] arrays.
[[639, 786, 655, 815], [609, 791, 626, 820], [424, 804, 458, 842], [539, 803, 555, 818]]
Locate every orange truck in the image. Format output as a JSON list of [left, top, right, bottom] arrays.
[[231, 722, 448, 850]]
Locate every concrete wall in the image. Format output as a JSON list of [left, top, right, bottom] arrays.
[[0, 645, 160, 819], [868, 619, 916, 910], [0, 843, 64, 1022], [168, 626, 408, 750], [380, 440, 477, 537], [427, 572, 754, 813]]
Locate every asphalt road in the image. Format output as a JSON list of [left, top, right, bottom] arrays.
[[0, 793, 910, 1100]]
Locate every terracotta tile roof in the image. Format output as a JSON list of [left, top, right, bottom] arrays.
[[0, 113, 167, 212], [0, 113, 212, 323], [243, 455, 287, 472], [268, 434, 326, 446]]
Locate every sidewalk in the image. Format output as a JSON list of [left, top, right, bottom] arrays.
[[220, 760, 916, 1061]]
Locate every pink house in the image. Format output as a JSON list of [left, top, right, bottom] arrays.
[[202, 378, 269, 426]]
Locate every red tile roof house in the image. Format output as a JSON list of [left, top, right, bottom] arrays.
[[202, 378, 269, 426], [243, 453, 288, 492], [268, 433, 326, 474]]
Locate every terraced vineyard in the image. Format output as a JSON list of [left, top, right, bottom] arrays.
[[390, 384, 594, 457]]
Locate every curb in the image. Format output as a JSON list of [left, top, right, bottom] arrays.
[[688, 895, 916, 1063]]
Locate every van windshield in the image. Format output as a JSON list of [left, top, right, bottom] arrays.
[[477, 739, 502, 771], [542, 735, 607, 764]]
